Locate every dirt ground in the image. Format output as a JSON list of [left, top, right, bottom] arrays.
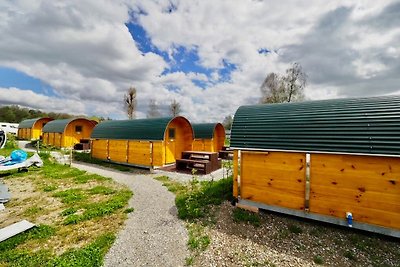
[[193, 202, 400, 267]]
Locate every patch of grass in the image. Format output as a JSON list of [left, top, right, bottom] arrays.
[[0, 225, 56, 252], [57, 168, 87, 179], [50, 233, 115, 267], [63, 190, 132, 225], [344, 250, 356, 261], [61, 207, 78, 216], [41, 163, 73, 179], [309, 227, 324, 237], [175, 177, 233, 220], [0, 153, 131, 267], [0, 249, 53, 266], [349, 234, 376, 252], [185, 256, 194, 266], [23, 205, 43, 218], [313, 255, 324, 265], [232, 208, 261, 227], [124, 207, 134, 213], [4, 133, 18, 149], [73, 152, 133, 172], [74, 173, 110, 184], [89, 186, 116, 195], [288, 223, 303, 234], [187, 224, 210, 252], [43, 185, 58, 192], [72, 152, 103, 164], [154, 176, 186, 193], [53, 189, 87, 204], [38, 151, 51, 160], [278, 229, 290, 239]]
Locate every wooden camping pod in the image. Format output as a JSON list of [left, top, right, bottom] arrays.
[[90, 116, 193, 168], [42, 118, 97, 148], [192, 123, 225, 152], [17, 117, 53, 140], [231, 96, 400, 237]]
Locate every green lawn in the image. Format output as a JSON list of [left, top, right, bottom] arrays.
[[0, 147, 132, 267]]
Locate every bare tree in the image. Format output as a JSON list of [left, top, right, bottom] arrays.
[[260, 62, 307, 104], [147, 98, 161, 118], [260, 73, 286, 103], [222, 115, 233, 130], [283, 62, 306, 102], [124, 87, 137, 119], [170, 99, 181, 117]]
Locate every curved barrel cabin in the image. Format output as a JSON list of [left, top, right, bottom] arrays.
[[18, 117, 53, 140], [42, 118, 97, 148], [231, 96, 400, 237], [90, 117, 193, 168], [192, 123, 225, 152]]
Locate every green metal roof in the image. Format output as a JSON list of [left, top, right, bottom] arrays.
[[231, 96, 400, 156], [18, 118, 41, 129], [91, 117, 177, 140], [42, 118, 90, 133], [192, 123, 219, 139]]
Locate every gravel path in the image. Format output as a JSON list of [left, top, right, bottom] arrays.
[[71, 162, 189, 267]]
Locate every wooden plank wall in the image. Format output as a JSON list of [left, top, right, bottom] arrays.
[[108, 140, 127, 163], [127, 141, 151, 166], [152, 142, 165, 166], [91, 139, 166, 167], [310, 154, 400, 229], [240, 151, 306, 210], [214, 124, 225, 152], [91, 140, 108, 160], [192, 139, 205, 151], [55, 133, 63, 148]]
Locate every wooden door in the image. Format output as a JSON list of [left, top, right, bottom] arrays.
[[165, 128, 176, 164]]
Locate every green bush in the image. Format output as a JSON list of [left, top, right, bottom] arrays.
[[4, 133, 17, 149], [232, 208, 261, 227], [175, 177, 233, 220]]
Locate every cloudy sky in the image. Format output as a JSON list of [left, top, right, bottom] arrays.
[[0, 0, 399, 122]]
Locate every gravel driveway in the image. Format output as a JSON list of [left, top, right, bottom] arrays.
[[71, 162, 189, 267]]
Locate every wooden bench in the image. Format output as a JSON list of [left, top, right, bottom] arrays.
[[176, 151, 221, 174], [218, 146, 233, 160], [176, 158, 212, 174]]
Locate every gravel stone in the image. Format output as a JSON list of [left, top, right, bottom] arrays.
[[71, 162, 189, 267]]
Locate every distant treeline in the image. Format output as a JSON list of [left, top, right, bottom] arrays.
[[0, 105, 74, 123]]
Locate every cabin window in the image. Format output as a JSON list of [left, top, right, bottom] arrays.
[[168, 128, 175, 139], [75, 125, 83, 133]]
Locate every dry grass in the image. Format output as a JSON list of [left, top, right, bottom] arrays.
[[0, 150, 132, 266]]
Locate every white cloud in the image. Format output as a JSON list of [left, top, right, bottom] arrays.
[[0, 87, 86, 114], [0, 0, 399, 124]]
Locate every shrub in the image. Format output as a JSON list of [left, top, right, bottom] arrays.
[[175, 177, 233, 220]]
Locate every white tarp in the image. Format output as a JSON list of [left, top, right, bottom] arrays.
[[0, 220, 35, 242], [0, 153, 43, 171]]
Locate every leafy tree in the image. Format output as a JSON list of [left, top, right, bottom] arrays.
[[124, 87, 137, 119], [260, 62, 306, 104], [147, 99, 161, 118], [0, 105, 74, 122], [170, 99, 181, 117]]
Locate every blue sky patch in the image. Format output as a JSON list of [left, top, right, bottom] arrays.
[[0, 67, 56, 96], [126, 17, 237, 89], [258, 48, 271, 55]]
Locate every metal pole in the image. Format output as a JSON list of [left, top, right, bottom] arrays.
[[70, 147, 72, 166]]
